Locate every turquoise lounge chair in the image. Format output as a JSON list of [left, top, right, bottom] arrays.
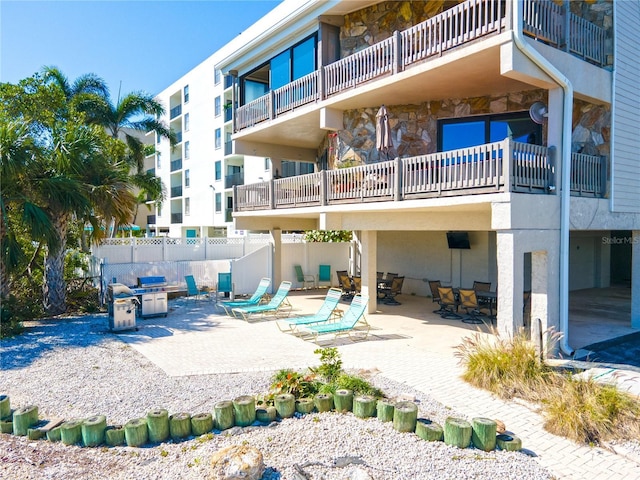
[[276, 287, 343, 334], [232, 281, 293, 321], [298, 294, 370, 344], [217, 277, 271, 316]]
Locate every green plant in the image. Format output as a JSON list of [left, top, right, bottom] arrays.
[[454, 328, 553, 400], [269, 369, 320, 398], [311, 347, 343, 383], [335, 373, 384, 398], [543, 374, 640, 443], [303, 230, 352, 243]]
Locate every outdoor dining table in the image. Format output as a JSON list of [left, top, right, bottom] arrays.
[[453, 288, 497, 319]]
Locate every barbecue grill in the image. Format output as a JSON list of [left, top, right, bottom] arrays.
[[132, 276, 169, 318], [107, 283, 138, 331]]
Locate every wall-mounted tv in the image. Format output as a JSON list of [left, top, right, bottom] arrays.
[[446, 231, 471, 249]]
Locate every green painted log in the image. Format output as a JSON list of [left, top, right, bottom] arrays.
[[27, 428, 45, 440], [472, 417, 497, 451], [146, 409, 169, 443], [1, 419, 13, 434], [233, 395, 256, 427], [168, 413, 191, 440], [415, 418, 443, 442], [255, 406, 277, 423], [81, 415, 107, 447], [0, 395, 10, 419], [274, 393, 295, 418], [214, 401, 234, 430], [47, 426, 61, 442], [443, 417, 472, 448], [105, 426, 125, 446], [313, 393, 334, 413], [60, 419, 84, 446], [376, 399, 395, 422], [13, 405, 38, 436], [333, 389, 353, 413], [190, 413, 213, 436], [353, 395, 376, 418], [392, 401, 418, 433], [496, 433, 522, 451], [124, 418, 148, 447], [295, 398, 315, 414]]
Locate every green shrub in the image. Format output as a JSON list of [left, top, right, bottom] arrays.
[[335, 373, 384, 398], [310, 347, 342, 383], [269, 369, 321, 398]]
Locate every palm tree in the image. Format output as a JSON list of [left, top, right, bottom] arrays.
[[2, 73, 138, 315]]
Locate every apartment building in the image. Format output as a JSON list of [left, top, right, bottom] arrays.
[[204, 0, 640, 352]]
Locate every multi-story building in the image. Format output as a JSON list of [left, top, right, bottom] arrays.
[[203, 0, 640, 353]]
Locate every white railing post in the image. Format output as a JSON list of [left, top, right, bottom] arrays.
[[132, 238, 137, 263], [502, 138, 512, 192], [395, 156, 402, 201], [563, 0, 570, 52], [393, 30, 402, 74], [162, 237, 167, 261]]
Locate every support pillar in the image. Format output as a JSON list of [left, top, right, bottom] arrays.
[[358, 230, 378, 314], [632, 230, 640, 329], [496, 231, 524, 338], [271, 228, 282, 294]]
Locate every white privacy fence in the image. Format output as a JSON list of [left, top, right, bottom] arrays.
[[90, 235, 352, 302]]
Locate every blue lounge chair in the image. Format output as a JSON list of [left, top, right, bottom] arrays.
[[276, 288, 343, 334], [232, 281, 293, 321], [217, 278, 271, 316], [298, 294, 370, 344]]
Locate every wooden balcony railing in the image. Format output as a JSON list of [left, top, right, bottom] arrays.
[[235, 141, 605, 212], [235, 0, 605, 132]]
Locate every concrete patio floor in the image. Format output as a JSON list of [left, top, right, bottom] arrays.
[[113, 288, 640, 480]]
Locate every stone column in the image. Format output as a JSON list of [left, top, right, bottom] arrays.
[[632, 230, 640, 329], [271, 228, 282, 293]]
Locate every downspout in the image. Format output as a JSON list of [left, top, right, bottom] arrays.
[[512, 0, 574, 356]]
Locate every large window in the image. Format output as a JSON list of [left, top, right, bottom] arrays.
[[184, 113, 190, 131], [215, 96, 221, 117], [183, 85, 189, 103], [184, 169, 190, 187], [438, 112, 541, 151], [241, 34, 317, 104], [215, 129, 221, 149], [184, 141, 190, 159], [215, 193, 222, 212], [215, 161, 221, 181]]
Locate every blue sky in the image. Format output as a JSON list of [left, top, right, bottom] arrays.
[[1, 0, 281, 97]]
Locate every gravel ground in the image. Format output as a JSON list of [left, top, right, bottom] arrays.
[[0, 314, 572, 479]]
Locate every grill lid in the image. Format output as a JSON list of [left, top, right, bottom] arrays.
[[137, 276, 167, 287]]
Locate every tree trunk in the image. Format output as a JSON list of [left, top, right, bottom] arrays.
[[43, 213, 69, 316]]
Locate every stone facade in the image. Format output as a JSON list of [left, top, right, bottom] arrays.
[[328, 91, 610, 169]]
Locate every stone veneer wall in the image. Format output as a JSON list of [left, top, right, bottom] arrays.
[[324, 90, 610, 169]]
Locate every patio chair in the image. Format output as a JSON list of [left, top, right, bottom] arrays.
[[429, 280, 448, 314], [336, 271, 355, 299], [458, 288, 485, 324], [317, 264, 332, 288], [298, 294, 370, 344], [217, 277, 271, 316], [379, 275, 404, 305], [232, 281, 293, 321], [437, 286, 461, 319], [352, 276, 362, 294], [294, 265, 316, 290], [185, 275, 209, 302], [276, 287, 343, 334], [473, 280, 492, 310]]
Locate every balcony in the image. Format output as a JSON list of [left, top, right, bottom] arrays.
[[146, 215, 156, 225], [171, 213, 183, 224], [170, 105, 182, 119], [225, 171, 244, 189], [225, 210, 233, 223], [175, 132, 182, 144], [170, 186, 183, 198], [234, 139, 606, 211], [224, 141, 232, 156], [224, 108, 232, 123], [235, 0, 606, 132], [170, 158, 183, 172]]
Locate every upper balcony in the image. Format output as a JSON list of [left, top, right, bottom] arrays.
[[233, 0, 608, 145], [234, 139, 606, 212]]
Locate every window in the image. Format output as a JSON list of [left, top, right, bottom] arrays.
[[215, 161, 221, 181], [183, 85, 189, 103], [264, 157, 271, 171], [156, 152, 161, 169], [184, 169, 190, 187], [215, 192, 222, 212], [438, 112, 541, 151], [214, 68, 221, 85], [156, 132, 161, 144], [184, 141, 190, 159], [215, 128, 221, 149], [185, 197, 190, 215], [184, 113, 190, 131], [215, 96, 221, 117], [281, 160, 314, 178], [157, 204, 162, 217]]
